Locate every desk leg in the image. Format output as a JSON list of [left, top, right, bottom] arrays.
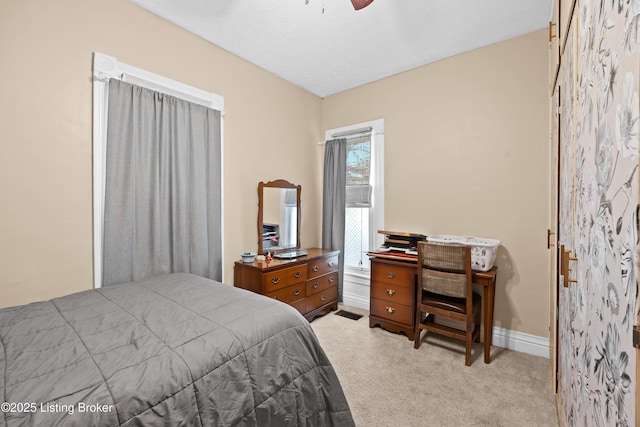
[[483, 283, 495, 363]]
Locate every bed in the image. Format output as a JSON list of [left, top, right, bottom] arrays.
[[0, 273, 354, 426]]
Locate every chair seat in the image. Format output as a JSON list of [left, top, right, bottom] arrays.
[[421, 291, 481, 315]]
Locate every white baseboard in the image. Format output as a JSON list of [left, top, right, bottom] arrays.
[[491, 326, 550, 359], [341, 292, 550, 359]]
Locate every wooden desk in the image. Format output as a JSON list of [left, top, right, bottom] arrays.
[[369, 256, 497, 363]]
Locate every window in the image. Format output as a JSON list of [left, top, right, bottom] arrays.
[[325, 119, 384, 274], [92, 52, 224, 288], [345, 134, 371, 269]]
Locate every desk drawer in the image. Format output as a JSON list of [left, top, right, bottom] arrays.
[[370, 297, 413, 325], [371, 280, 414, 305], [371, 262, 415, 287], [305, 286, 337, 312], [306, 272, 338, 296], [266, 284, 305, 304]]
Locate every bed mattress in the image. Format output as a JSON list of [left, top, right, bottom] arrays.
[[0, 273, 353, 426]]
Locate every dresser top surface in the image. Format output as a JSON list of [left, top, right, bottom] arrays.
[[234, 248, 338, 272]]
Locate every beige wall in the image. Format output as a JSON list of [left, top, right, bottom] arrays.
[[0, 1, 550, 339], [0, 0, 323, 308], [321, 30, 550, 337]]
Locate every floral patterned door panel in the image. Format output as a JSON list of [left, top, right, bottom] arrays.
[[557, 1, 639, 425], [557, 14, 577, 425]]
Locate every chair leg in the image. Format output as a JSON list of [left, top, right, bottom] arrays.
[[414, 307, 423, 349], [465, 332, 472, 366], [474, 309, 482, 343], [414, 323, 421, 349]]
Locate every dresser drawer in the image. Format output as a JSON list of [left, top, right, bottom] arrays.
[[262, 270, 289, 293], [266, 284, 305, 304], [291, 299, 306, 315], [286, 264, 307, 283], [263, 265, 307, 293], [308, 255, 339, 278], [371, 262, 415, 287], [371, 280, 414, 305], [370, 297, 414, 325], [306, 272, 338, 296], [305, 285, 337, 312]]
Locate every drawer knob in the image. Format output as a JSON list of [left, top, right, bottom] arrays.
[[328, 277, 335, 283], [386, 289, 395, 296], [320, 295, 327, 302], [313, 282, 320, 289], [387, 272, 396, 279], [329, 261, 336, 267], [294, 289, 301, 296], [271, 277, 281, 285], [386, 306, 395, 314], [313, 266, 320, 272], [293, 272, 301, 278]]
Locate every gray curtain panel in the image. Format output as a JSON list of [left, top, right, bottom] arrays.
[[322, 138, 347, 302], [103, 80, 222, 286]]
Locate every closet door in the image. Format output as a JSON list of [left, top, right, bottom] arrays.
[[556, 14, 577, 420], [556, 0, 639, 424]]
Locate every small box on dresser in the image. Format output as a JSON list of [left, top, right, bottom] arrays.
[[234, 248, 339, 322]]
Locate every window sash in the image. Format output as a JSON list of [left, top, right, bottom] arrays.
[[346, 134, 372, 207]]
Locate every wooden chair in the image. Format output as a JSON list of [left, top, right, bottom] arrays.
[[413, 241, 482, 366]]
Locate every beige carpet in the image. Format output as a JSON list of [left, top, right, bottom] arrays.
[[311, 306, 559, 427]]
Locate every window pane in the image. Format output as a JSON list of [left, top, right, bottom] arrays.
[[344, 207, 370, 270], [346, 138, 370, 185]]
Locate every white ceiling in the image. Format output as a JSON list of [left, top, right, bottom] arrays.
[[130, 0, 554, 98]]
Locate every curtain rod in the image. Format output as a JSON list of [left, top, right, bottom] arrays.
[[317, 126, 376, 145], [121, 73, 216, 109], [331, 126, 372, 138]]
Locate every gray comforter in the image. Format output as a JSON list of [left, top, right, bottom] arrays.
[[0, 273, 354, 426]]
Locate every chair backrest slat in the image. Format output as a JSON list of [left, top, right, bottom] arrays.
[[422, 269, 466, 298], [421, 243, 467, 272], [419, 242, 471, 299]]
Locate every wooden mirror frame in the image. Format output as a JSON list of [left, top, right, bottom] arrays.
[[257, 179, 302, 254]]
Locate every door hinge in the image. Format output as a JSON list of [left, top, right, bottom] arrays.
[[549, 21, 557, 42], [547, 229, 556, 249]]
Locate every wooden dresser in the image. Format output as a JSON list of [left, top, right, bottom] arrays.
[[234, 248, 339, 321], [369, 257, 416, 340]]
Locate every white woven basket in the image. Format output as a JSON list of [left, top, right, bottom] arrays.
[[426, 235, 501, 272]]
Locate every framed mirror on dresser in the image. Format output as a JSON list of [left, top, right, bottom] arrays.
[[234, 179, 340, 321], [257, 179, 302, 255]]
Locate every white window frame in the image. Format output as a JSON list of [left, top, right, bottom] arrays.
[[324, 118, 384, 281], [92, 52, 225, 288]]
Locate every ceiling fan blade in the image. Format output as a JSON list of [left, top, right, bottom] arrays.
[[351, 0, 374, 10]]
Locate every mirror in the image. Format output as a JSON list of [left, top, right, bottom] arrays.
[[258, 179, 301, 254]]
